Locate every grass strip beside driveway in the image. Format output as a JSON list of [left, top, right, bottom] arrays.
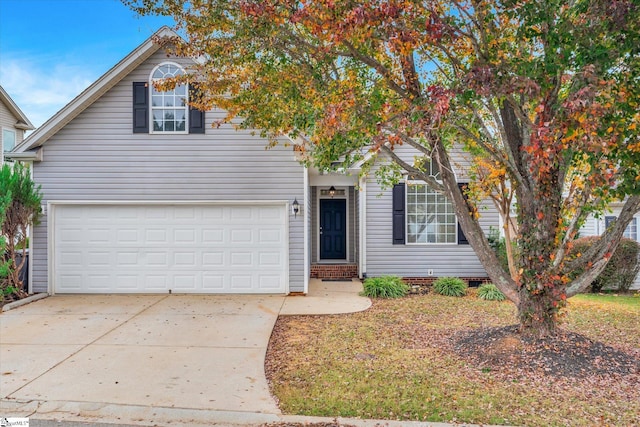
[[266, 292, 639, 427]]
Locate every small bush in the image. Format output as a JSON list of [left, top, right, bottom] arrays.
[[362, 276, 409, 298], [433, 277, 467, 297], [567, 236, 640, 293], [477, 283, 506, 301]]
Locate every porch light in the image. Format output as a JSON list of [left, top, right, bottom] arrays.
[[328, 186, 336, 198], [292, 198, 300, 217]]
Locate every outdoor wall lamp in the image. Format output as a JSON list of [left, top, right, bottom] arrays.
[[328, 186, 336, 198], [292, 198, 300, 217]]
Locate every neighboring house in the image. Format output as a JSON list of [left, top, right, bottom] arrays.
[[9, 27, 493, 295], [0, 85, 35, 164], [581, 206, 640, 290]]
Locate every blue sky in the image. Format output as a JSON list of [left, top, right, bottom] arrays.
[[0, 0, 174, 128]]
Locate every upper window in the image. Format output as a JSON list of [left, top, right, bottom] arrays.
[[150, 63, 187, 133], [406, 160, 456, 244], [3, 128, 16, 152], [605, 216, 638, 240]]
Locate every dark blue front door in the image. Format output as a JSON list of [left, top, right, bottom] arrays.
[[320, 199, 347, 260]]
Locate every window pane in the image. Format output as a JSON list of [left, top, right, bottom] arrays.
[[624, 218, 637, 240], [405, 181, 457, 244], [3, 129, 16, 152], [150, 64, 188, 133]]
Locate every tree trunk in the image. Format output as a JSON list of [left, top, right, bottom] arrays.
[[517, 288, 559, 338]]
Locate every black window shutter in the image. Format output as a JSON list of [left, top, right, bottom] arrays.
[[188, 85, 205, 134], [457, 182, 470, 245], [132, 82, 148, 133], [392, 183, 405, 245], [605, 216, 617, 230]]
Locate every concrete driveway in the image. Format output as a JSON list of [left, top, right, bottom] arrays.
[[0, 280, 371, 426]]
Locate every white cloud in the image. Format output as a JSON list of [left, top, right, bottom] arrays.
[[0, 55, 96, 129]]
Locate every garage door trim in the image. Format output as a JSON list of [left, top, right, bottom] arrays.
[[47, 200, 290, 294]]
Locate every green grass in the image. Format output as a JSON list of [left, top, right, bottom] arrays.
[[571, 292, 640, 307], [267, 293, 640, 427]]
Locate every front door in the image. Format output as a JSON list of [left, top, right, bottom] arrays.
[[320, 199, 347, 260]]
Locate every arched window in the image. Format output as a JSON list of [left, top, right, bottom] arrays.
[[150, 63, 187, 133]]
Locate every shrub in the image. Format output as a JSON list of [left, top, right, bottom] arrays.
[[362, 276, 409, 298], [567, 236, 640, 293], [477, 283, 506, 301], [433, 277, 467, 297], [487, 227, 510, 274], [0, 163, 42, 302]]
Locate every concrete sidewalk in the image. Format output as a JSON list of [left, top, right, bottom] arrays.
[[0, 279, 376, 426]]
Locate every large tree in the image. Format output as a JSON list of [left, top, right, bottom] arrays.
[[126, 0, 640, 337]]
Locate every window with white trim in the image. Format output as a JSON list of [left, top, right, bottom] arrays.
[[3, 128, 16, 152], [605, 215, 638, 240], [406, 161, 457, 244], [624, 218, 637, 240], [150, 63, 187, 133]]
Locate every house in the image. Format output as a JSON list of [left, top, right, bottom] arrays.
[[581, 205, 640, 290], [9, 27, 493, 295], [0, 85, 35, 164]]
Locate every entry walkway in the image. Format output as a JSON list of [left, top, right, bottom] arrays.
[[0, 279, 371, 426], [281, 278, 372, 315]]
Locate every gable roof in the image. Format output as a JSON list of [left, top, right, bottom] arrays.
[[0, 85, 35, 131], [12, 26, 177, 155]]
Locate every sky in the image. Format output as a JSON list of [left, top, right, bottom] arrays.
[[0, 0, 175, 129]]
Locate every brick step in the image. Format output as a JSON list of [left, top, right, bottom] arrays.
[[311, 264, 359, 279]]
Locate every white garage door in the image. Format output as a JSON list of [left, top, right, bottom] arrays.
[[52, 204, 288, 294]]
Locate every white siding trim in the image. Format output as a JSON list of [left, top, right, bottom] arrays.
[[27, 162, 34, 294], [359, 175, 367, 278], [47, 201, 54, 295], [46, 200, 288, 206], [303, 166, 310, 294]]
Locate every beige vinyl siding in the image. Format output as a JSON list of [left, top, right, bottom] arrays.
[[31, 51, 305, 293], [364, 145, 497, 278], [580, 215, 599, 237]]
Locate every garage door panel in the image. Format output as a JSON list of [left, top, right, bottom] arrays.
[[145, 275, 168, 291], [115, 275, 138, 290], [53, 204, 287, 294]]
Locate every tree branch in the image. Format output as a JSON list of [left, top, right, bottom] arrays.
[[566, 195, 640, 296], [380, 145, 444, 191]]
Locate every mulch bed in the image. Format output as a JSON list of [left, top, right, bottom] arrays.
[[452, 325, 640, 380]]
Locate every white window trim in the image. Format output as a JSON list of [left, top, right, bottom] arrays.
[[626, 217, 638, 240], [603, 215, 638, 241], [2, 127, 17, 163], [405, 180, 459, 245], [149, 62, 189, 135]]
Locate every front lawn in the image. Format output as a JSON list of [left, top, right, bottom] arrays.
[[265, 292, 639, 427]]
